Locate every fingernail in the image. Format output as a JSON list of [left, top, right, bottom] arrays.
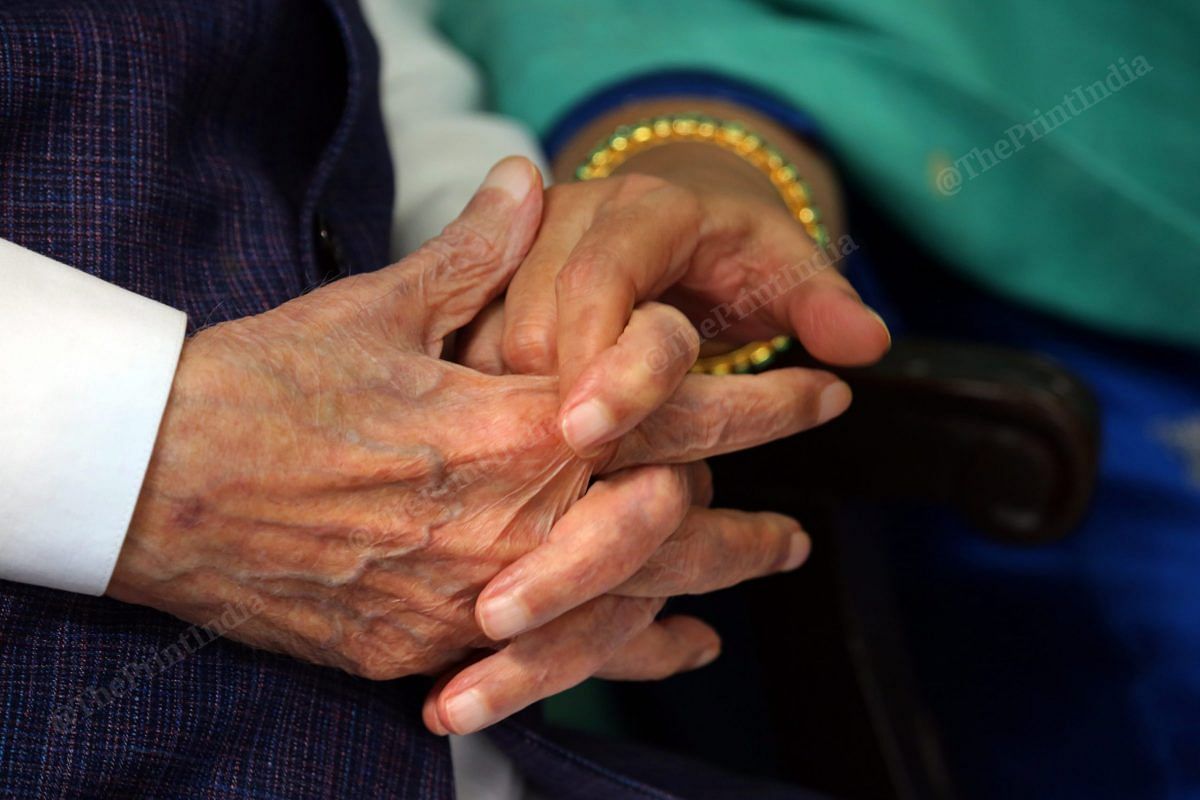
[[561, 398, 616, 453], [865, 306, 892, 350], [480, 158, 535, 201], [443, 688, 492, 734], [782, 531, 811, 571], [691, 646, 721, 669], [817, 380, 852, 424], [478, 594, 531, 641]]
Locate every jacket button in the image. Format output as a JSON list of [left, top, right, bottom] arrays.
[[314, 212, 346, 281]]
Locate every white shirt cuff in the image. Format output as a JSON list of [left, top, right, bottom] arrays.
[[0, 239, 187, 595]]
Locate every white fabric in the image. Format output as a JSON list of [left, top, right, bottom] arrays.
[[450, 733, 544, 800], [0, 239, 186, 594], [359, 0, 550, 259]]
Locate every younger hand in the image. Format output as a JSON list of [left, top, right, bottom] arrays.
[[465, 140, 889, 458]]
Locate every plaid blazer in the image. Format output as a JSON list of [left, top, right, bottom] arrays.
[[0, 1, 455, 797]]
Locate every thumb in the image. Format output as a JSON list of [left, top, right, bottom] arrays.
[[394, 157, 543, 353]]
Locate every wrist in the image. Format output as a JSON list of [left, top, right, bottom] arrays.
[[552, 97, 844, 240], [107, 334, 224, 607]]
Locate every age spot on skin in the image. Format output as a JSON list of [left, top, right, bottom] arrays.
[[170, 497, 207, 531]]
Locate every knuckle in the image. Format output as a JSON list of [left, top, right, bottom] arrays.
[[639, 548, 698, 595], [666, 184, 703, 220], [610, 172, 672, 201], [503, 319, 555, 372], [555, 251, 609, 300], [690, 403, 735, 454], [524, 660, 557, 694], [601, 542, 660, 590], [674, 529, 713, 580], [611, 175, 701, 222], [545, 180, 590, 208], [637, 465, 690, 525], [355, 661, 398, 682], [605, 597, 661, 638], [638, 303, 700, 367], [346, 641, 400, 681], [421, 218, 504, 284]]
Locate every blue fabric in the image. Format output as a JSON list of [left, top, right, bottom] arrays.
[[543, 69, 825, 160], [490, 720, 826, 800], [850, 224, 1200, 799], [0, 2, 456, 797]]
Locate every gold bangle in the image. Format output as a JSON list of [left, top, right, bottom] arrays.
[[574, 112, 828, 375]]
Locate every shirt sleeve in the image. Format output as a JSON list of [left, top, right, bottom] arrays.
[[359, 0, 549, 259], [0, 239, 186, 595]]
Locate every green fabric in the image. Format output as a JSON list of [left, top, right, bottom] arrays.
[[439, 0, 1200, 348]]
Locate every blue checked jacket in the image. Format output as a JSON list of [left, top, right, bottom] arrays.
[[0, 1, 451, 797]]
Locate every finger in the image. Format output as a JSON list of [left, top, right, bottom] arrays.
[[474, 462, 710, 641], [386, 157, 544, 353], [455, 300, 507, 374], [555, 178, 703, 397], [596, 615, 721, 680], [431, 596, 662, 735], [606, 368, 852, 472], [749, 218, 890, 365], [618, 508, 809, 597], [559, 302, 700, 456], [778, 270, 891, 366], [499, 189, 589, 374], [666, 211, 889, 366], [421, 670, 458, 736]]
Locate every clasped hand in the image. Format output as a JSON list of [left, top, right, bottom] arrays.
[[109, 156, 889, 736]]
